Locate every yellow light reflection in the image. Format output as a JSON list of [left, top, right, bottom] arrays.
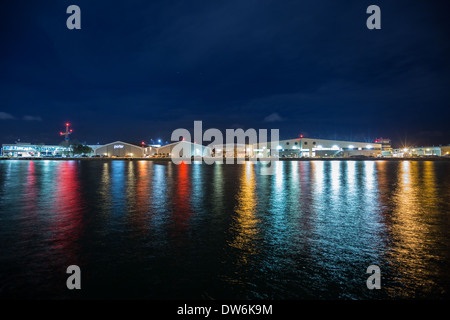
[[126, 160, 151, 235], [388, 161, 443, 297], [230, 162, 259, 265]]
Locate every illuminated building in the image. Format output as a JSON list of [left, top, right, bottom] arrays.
[[211, 143, 248, 158], [1, 142, 72, 157], [251, 138, 382, 158], [374, 138, 393, 157], [440, 145, 450, 156], [155, 141, 210, 158], [94, 141, 156, 158], [391, 146, 445, 157]]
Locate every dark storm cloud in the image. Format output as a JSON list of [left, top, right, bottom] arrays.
[[0, 0, 449, 146]]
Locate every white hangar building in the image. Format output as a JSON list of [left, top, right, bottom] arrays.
[[94, 141, 156, 157], [251, 137, 382, 158], [156, 141, 211, 158]]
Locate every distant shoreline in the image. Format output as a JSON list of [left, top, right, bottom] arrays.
[[1, 156, 450, 162]]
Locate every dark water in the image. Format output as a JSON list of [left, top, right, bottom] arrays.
[[0, 159, 449, 299]]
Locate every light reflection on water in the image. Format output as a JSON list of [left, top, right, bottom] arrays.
[[384, 161, 450, 298], [229, 162, 258, 265], [0, 160, 449, 299]]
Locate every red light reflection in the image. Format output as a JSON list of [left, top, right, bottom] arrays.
[[172, 162, 192, 234], [51, 161, 86, 266]]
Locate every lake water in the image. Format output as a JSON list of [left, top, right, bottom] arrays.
[[0, 159, 449, 299]]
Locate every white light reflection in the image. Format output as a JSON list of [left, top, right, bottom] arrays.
[[191, 161, 203, 210], [330, 161, 341, 195], [364, 161, 376, 193], [347, 161, 356, 196]]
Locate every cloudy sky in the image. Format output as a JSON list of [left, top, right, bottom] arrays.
[[0, 0, 449, 147]]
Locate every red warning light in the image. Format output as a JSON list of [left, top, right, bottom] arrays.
[[300, 134, 303, 138]]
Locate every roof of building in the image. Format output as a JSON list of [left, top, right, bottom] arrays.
[[100, 141, 146, 148]]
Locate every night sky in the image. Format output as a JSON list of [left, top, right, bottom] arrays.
[[1, 0, 449, 148]]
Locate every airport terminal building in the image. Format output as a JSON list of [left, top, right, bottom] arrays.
[[1, 142, 72, 157], [251, 138, 382, 158], [156, 141, 210, 158], [209, 138, 382, 158]]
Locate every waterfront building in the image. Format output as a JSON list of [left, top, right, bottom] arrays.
[[440, 145, 450, 156], [211, 143, 248, 158], [251, 138, 382, 158], [156, 141, 210, 158], [411, 147, 441, 156], [94, 141, 156, 157], [375, 138, 393, 156], [1, 142, 72, 157], [392, 146, 442, 157]]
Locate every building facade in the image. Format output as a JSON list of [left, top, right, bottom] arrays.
[[251, 138, 382, 158], [211, 143, 248, 158], [1, 142, 72, 157], [393, 146, 442, 157], [441, 145, 450, 156], [94, 141, 155, 157], [156, 141, 210, 157], [375, 138, 393, 156]]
